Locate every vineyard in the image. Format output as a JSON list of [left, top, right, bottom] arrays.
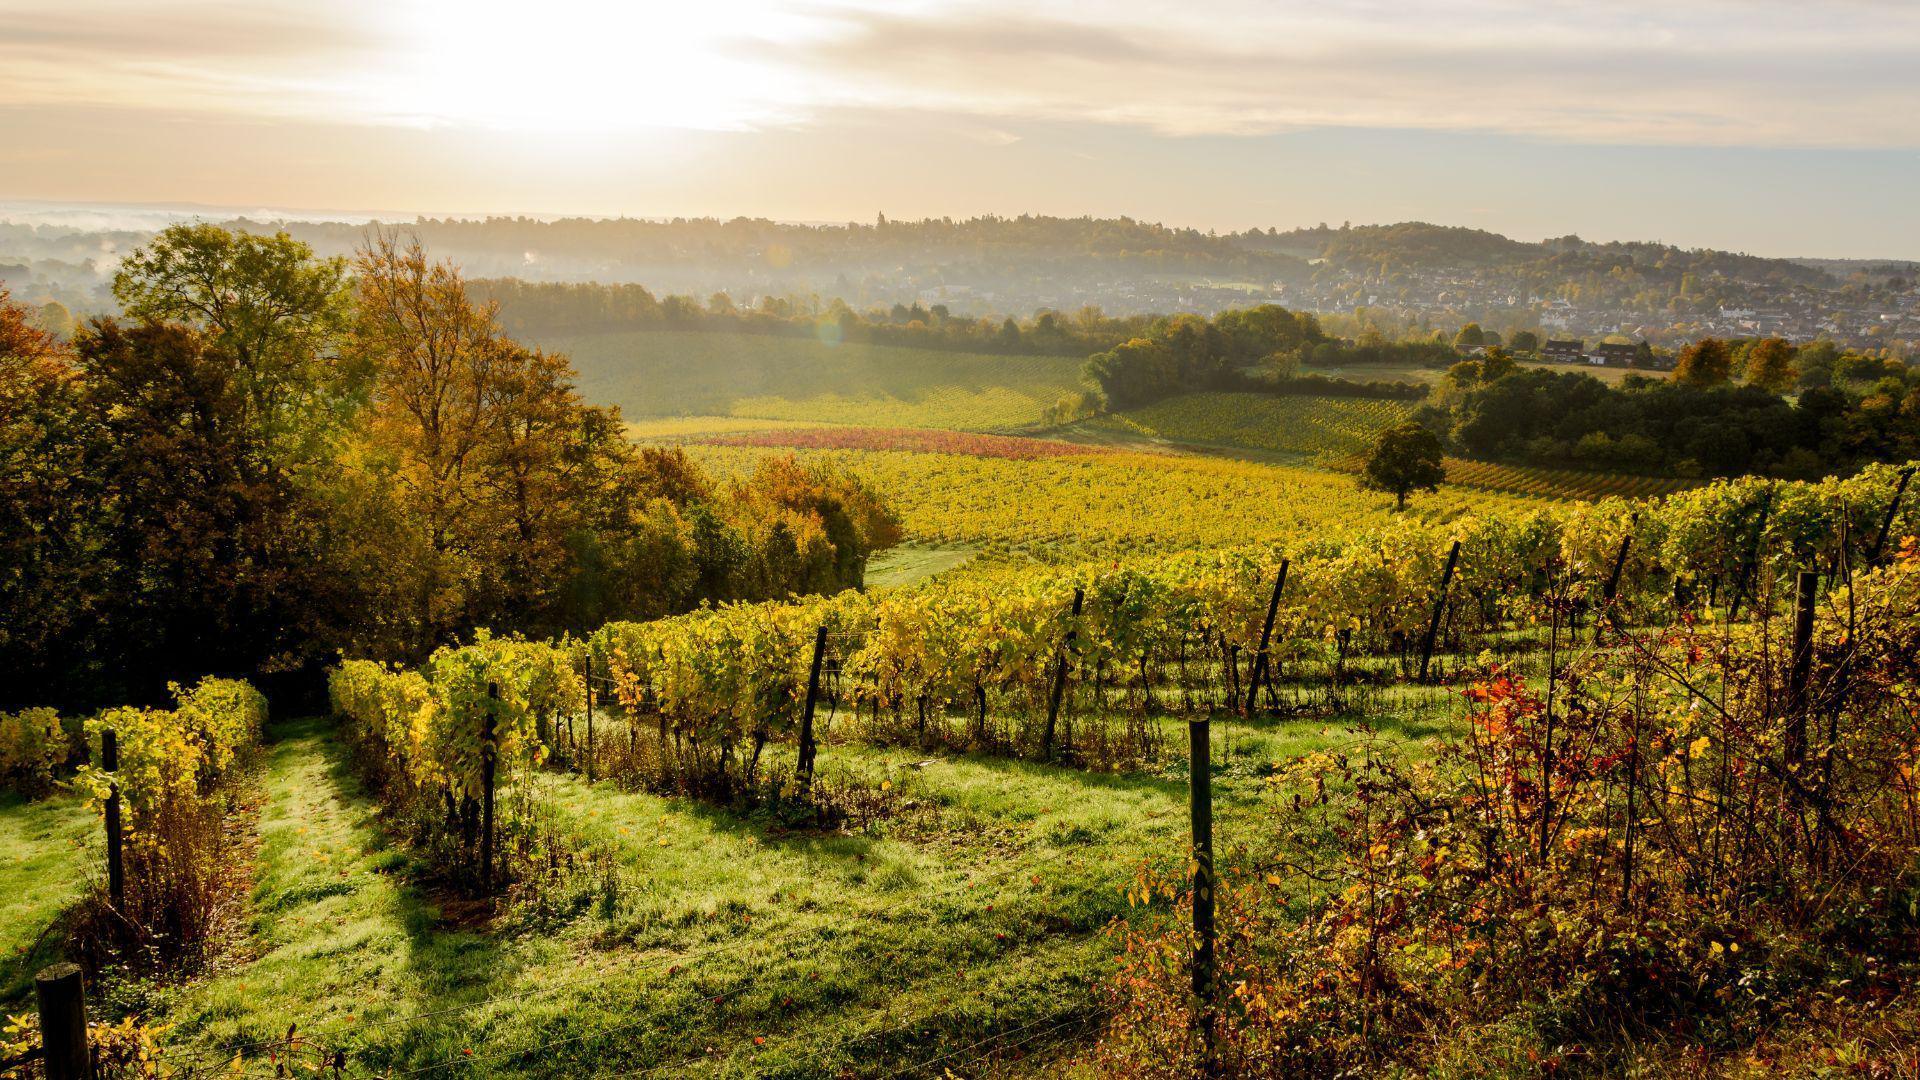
[[5, 424, 1918, 1077], [7, 206, 1916, 1080], [699, 427, 1106, 460], [540, 330, 1088, 431], [679, 443, 1542, 564], [1079, 393, 1416, 459]]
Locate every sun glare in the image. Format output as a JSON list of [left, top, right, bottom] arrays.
[[395, 0, 823, 133]]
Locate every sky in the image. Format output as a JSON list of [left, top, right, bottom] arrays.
[[3, 0, 1919, 257]]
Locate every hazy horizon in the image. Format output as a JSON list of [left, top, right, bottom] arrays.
[[2, 196, 1914, 266], [4, 1, 1919, 260]]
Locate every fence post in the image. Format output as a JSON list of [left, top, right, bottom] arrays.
[[1188, 718, 1219, 1078], [1418, 541, 1462, 682], [481, 682, 498, 895], [35, 963, 91, 1080], [1868, 466, 1915, 564], [1042, 588, 1085, 761], [1784, 569, 1819, 771], [583, 654, 595, 783], [1244, 560, 1289, 715], [101, 730, 123, 912], [797, 625, 827, 791], [1594, 520, 1636, 645]]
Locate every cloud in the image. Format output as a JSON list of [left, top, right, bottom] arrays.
[[765, 1, 1920, 148], [4, 0, 1920, 149], [0, 0, 406, 118]]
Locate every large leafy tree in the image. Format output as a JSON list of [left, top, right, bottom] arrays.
[[112, 224, 358, 465], [1362, 422, 1448, 510], [1674, 337, 1733, 388], [1744, 337, 1798, 393]]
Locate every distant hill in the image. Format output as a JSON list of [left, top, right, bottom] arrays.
[[1255, 221, 1836, 287], [3, 212, 1911, 344]]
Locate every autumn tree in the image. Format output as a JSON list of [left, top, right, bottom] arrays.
[[113, 224, 357, 464], [1361, 421, 1447, 510], [1745, 337, 1798, 393], [1674, 337, 1733, 388]]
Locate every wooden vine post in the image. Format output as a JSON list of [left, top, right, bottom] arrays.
[[1784, 569, 1819, 771], [35, 963, 91, 1080], [583, 654, 595, 783], [1243, 560, 1290, 715], [101, 729, 124, 912], [1188, 718, 1219, 1078], [1594, 516, 1636, 645], [797, 625, 828, 792], [1418, 540, 1463, 682], [1868, 465, 1915, 564], [481, 682, 499, 894], [1042, 588, 1085, 761]]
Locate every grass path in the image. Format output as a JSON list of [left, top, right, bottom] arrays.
[[151, 718, 500, 1071], [139, 700, 1452, 1077], [0, 791, 97, 1002]]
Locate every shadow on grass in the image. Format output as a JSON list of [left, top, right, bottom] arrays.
[[226, 718, 541, 1070]]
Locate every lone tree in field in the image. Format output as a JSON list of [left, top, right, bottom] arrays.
[[1362, 422, 1446, 510]]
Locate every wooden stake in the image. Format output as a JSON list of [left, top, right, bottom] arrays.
[[102, 730, 123, 912], [481, 682, 498, 894], [1418, 541, 1462, 682], [1784, 569, 1818, 771], [797, 625, 827, 790], [1244, 561, 1289, 715], [1868, 466, 1915, 564], [1042, 588, 1084, 761], [1189, 718, 1219, 1078], [35, 963, 91, 1080], [1594, 518, 1636, 645]]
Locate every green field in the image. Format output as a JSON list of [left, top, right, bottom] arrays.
[[0, 792, 96, 999], [1076, 392, 1416, 459], [538, 330, 1087, 431], [117, 706, 1436, 1078]]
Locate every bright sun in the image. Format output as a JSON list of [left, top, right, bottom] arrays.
[[392, 0, 826, 133]]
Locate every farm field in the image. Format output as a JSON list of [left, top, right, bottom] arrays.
[[1323, 451, 1701, 501], [679, 441, 1542, 564], [537, 330, 1086, 431], [1075, 392, 1416, 459]]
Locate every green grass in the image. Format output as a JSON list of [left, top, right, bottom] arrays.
[[864, 542, 981, 588], [128, 701, 1432, 1078], [535, 330, 1087, 432], [0, 791, 97, 1002], [1077, 393, 1415, 460]]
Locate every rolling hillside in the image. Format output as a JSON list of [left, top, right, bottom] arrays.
[[525, 330, 1089, 431]]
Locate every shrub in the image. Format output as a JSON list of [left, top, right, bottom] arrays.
[[1097, 542, 1920, 1074], [69, 676, 266, 969], [0, 707, 75, 796]]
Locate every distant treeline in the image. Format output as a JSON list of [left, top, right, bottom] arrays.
[[1425, 343, 1920, 478], [1078, 306, 1443, 410], [475, 277, 1140, 356]]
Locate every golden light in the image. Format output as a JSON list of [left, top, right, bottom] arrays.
[[393, 0, 827, 133]]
